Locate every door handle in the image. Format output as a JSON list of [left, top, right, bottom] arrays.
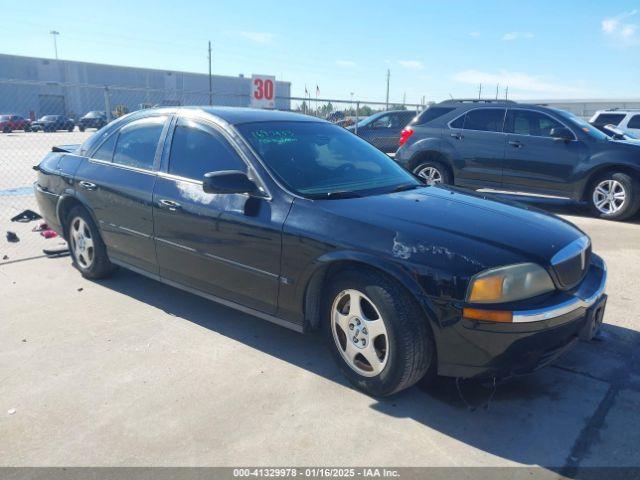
[[508, 140, 523, 148], [78, 181, 97, 191], [450, 133, 463, 140], [158, 199, 182, 211]]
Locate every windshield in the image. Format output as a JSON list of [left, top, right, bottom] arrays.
[[85, 111, 104, 118], [552, 109, 609, 140], [40, 115, 57, 121], [237, 121, 419, 198], [0, 115, 10, 121]]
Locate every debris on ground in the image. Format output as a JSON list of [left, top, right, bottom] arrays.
[[43, 245, 69, 257], [2, 254, 8, 260], [32, 222, 48, 232], [7, 408, 16, 415], [22, 339, 27, 343], [40, 229, 58, 239], [6, 231, 19, 243], [77, 287, 83, 292], [10, 209, 42, 223]]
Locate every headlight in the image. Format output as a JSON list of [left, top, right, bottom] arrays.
[[466, 263, 555, 304]]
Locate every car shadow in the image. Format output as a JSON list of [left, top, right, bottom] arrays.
[[96, 267, 640, 471]]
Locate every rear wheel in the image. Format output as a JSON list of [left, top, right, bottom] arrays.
[[66, 206, 114, 279], [324, 268, 436, 396], [588, 172, 640, 221], [414, 161, 450, 185]]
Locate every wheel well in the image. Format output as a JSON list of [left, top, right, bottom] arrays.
[[581, 165, 640, 201], [408, 151, 453, 180], [303, 260, 427, 331], [57, 196, 84, 239]]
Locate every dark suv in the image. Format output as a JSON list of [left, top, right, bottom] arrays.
[[77, 111, 107, 131], [395, 99, 640, 220]]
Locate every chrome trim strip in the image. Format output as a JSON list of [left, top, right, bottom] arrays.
[[110, 258, 303, 333], [156, 237, 196, 252], [512, 264, 607, 323], [117, 225, 151, 239], [203, 252, 279, 279]]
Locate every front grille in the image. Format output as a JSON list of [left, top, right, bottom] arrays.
[[551, 238, 591, 290]]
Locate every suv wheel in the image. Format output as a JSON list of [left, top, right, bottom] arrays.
[[414, 161, 450, 186], [589, 172, 640, 221], [67, 206, 115, 279], [324, 269, 436, 396]]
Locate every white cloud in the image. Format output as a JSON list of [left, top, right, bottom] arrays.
[[239, 31, 274, 44], [502, 32, 534, 41], [336, 60, 356, 68], [398, 60, 424, 70], [452, 69, 591, 98], [602, 10, 638, 44], [468, 31, 481, 37]]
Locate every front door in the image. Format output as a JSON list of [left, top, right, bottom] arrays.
[[73, 115, 169, 273], [448, 107, 506, 188], [152, 117, 284, 314], [502, 109, 580, 196]]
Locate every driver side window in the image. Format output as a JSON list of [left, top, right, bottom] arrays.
[[371, 114, 392, 129], [168, 119, 246, 181]]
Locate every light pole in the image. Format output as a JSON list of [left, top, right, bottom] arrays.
[[50, 30, 60, 60]]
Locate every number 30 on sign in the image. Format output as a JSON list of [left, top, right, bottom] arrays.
[[250, 75, 276, 109]]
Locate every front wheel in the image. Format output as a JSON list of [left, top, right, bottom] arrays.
[[324, 269, 436, 396], [66, 206, 114, 279], [414, 161, 450, 186], [589, 172, 640, 221]]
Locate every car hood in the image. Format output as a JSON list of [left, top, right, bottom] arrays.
[[318, 186, 585, 273]]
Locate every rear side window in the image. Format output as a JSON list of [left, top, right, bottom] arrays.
[[168, 119, 246, 181], [506, 110, 565, 138], [112, 116, 167, 169], [463, 108, 506, 132], [414, 107, 455, 125], [593, 113, 626, 126], [92, 133, 117, 161], [627, 115, 640, 129]]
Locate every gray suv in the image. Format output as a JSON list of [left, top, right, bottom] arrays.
[[395, 99, 640, 220]]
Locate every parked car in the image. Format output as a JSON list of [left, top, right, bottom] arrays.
[[0, 114, 31, 133], [31, 115, 76, 132], [590, 109, 640, 137], [347, 110, 417, 154], [77, 111, 107, 131], [34, 107, 607, 396], [326, 111, 345, 123], [601, 124, 640, 143], [396, 99, 640, 221]]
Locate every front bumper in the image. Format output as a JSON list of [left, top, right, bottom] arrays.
[[436, 257, 607, 379]]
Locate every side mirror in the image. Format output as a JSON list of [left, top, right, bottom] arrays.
[[550, 127, 574, 142], [202, 170, 258, 195]]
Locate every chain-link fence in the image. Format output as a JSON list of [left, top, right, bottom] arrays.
[[0, 78, 425, 262]]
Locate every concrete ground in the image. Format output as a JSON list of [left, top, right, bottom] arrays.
[[1, 208, 639, 472]]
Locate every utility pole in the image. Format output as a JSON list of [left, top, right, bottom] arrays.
[[495, 84, 499, 100], [402, 91, 406, 107], [478, 83, 482, 100], [50, 30, 59, 60], [385, 69, 390, 110], [505, 86, 509, 101], [208, 41, 213, 106]]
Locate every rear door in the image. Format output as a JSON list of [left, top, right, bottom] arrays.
[[448, 107, 506, 188], [74, 115, 169, 273], [502, 109, 580, 195], [153, 117, 284, 314]]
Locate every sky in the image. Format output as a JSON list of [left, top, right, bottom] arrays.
[[1, 0, 639, 104]]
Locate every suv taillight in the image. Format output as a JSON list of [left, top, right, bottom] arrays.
[[399, 127, 414, 146]]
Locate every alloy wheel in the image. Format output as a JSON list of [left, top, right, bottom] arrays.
[[69, 216, 95, 269], [417, 166, 443, 185], [331, 289, 389, 377], [593, 180, 626, 215]]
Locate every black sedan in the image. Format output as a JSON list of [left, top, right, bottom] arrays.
[[77, 111, 108, 131], [31, 115, 75, 132], [34, 107, 607, 396]]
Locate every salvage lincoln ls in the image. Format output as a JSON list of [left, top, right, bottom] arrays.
[[34, 107, 607, 396]]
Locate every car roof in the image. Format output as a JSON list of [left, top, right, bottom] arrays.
[[196, 106, 326, 125]]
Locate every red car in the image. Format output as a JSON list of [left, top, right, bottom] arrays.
[[0, 114, 31, 133]]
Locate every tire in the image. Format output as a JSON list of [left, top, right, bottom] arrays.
[[588, 172, 640, 221], [2, 126, 9, 133], [67, 125, 74, 132], [78, 126, 85, 132], [323, 268, 436, 396], [414, 161, 451, 186], [66, 206, 114, 279]]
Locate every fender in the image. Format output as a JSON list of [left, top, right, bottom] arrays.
[[575, 156, 640, 199], [297, 249, 443, 332], [56, 189, 101, 238], [401, 136, 457, 172]]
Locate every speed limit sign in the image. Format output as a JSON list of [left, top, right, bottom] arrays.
[[250, 74, 276, 109]]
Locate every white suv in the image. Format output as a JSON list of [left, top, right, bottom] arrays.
[[590, 110, 640, 136]]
